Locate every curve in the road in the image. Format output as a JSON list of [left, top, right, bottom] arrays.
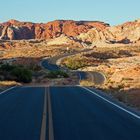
[[41, 49, 93, 81], [41, 60, 60, 71], [88, 71, 106, 85]]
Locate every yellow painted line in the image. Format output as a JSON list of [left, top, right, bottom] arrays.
[[40, 87, 47, 140], [48, 87, 54, 140]]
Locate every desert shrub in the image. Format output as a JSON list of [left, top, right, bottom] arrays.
[[122, 77, 133, 81], [46, 70, 69, 78], [64, 58, 87, 70], [0, 64, 32, 83], [0, 64, 16, 71], [11, 67, 32, 83], [118, 50, 132, 57]]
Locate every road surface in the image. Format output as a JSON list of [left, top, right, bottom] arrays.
[[41, 48, 93, 78], [0, 55, 140, 140], [0, 86, 44, 140], [41, 60, 60, 71], [88, 71, 105, 85], [0, 86, 140, 140], [41, 57, 87, 80], [50, 86, 140, 140]]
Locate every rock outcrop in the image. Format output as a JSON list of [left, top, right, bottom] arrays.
[[1, 19, 140, 47], [77, 19, 140, 44], [105, 19, 140, 43], [0, 20, 109, 40]]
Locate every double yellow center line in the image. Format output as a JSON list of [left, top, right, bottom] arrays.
[[40, 87, 54, 140]]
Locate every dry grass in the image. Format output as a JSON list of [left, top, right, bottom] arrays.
[[0, 81, 20, 86], [77, 45, 140, 110], [80, 80, 95, 87], [0, 40, 79, 59], [101, 87, 140, 110], [0, 81, 21, 92], [0, 40, 80, 73]]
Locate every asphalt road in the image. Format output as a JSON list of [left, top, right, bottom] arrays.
[[89, 71, 105, 85], [42, 60, 60, 71], [0, 86, 45, 140], [78, 71, 87, 80], [50, 86, 140, 140], [41, 58, 87, 80], [0, 55, 140, 140], [0, 86, 140, 140], [42, 58, 140, 140]]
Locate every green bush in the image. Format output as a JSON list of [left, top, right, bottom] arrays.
[[46, 70, 69, 78], [0, 64, 32, 83], [0, 64, 16, 71], [64, 58, 87, 70], [11, 67, 32, 83]]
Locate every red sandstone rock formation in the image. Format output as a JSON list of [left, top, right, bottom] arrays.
[[1, 19, 140, 45], [0, 19, 109, 40]]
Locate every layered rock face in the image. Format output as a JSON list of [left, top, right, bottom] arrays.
[[78, 19, 140, 44], [105, 19, 140, 43], [0, 20, 109, 40], [1, 19, 140, 46]]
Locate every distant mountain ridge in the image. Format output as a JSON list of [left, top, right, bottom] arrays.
[[0, 19, 109, 40], [0, 19, 140, 46]]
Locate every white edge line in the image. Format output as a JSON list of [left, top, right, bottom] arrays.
[[0, 86, 17, 95], [79, 86, 140, 120]]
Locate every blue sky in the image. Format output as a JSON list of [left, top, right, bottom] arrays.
[[1, 0, 140, 25]]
